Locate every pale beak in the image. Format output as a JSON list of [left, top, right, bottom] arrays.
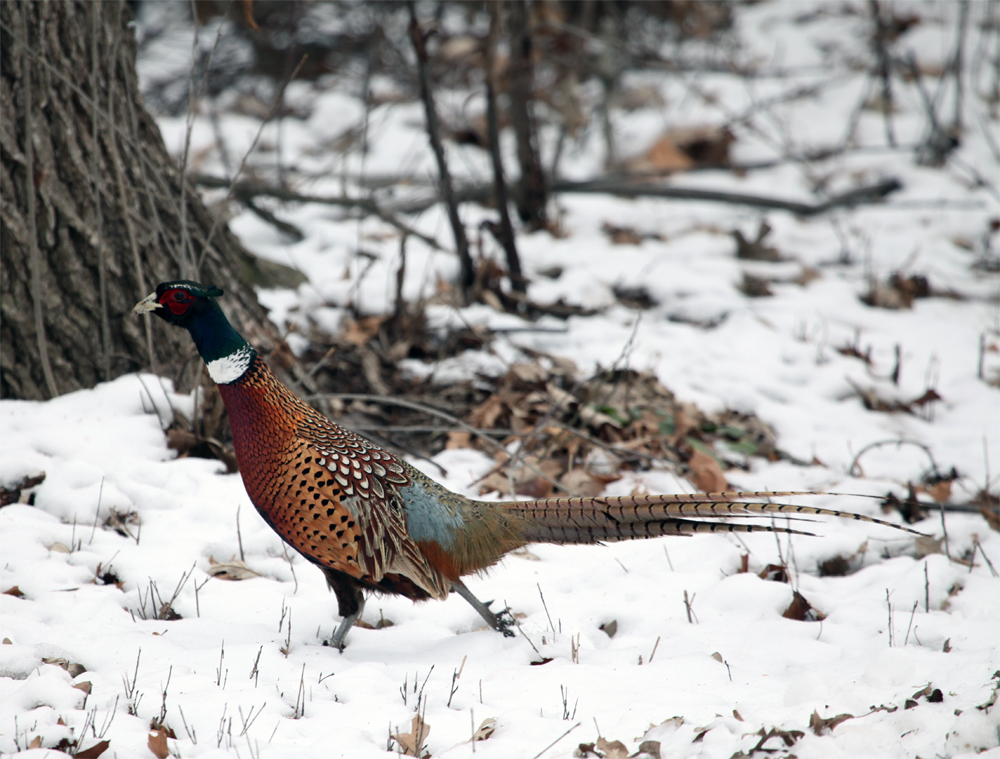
[[132, 292, 162, 315]]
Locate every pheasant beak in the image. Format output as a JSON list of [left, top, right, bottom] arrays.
[[132, 292, 162, 315]]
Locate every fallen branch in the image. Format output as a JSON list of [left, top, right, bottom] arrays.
[[190, 174, 448, 252], [387, 176, 903, 217], [193, 173, 903, 234], [408, 1, 475, 297], [548, 177, 903, 217]]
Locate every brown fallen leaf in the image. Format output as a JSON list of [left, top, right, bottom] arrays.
[[470, 717, 496, 742], [445, 431, 472, 449], [392, 714, 431, 757], [751, 726, 804, 751], [148, 726, 170, 759], [783, 590, 824, 621], [341, 315, 386, 347], [734, 222, 781, 261], [29, 736, 42, 749], [809, 710, 854, 735], [207, 556, 263, 581], [76, 740, 111, 759], [686, 447, 728, 492], [631, 134, 695, 173], [74, 681, 93, 694], [596, 737, 629, 759], [42, 657, 87, 677], [0, 472, 46, 507], [3, 586, 24, 598]]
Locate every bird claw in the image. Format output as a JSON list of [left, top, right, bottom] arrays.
[[494, 607, 516, 638]]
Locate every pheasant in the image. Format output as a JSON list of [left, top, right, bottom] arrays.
[[135, 281, 922, 649]]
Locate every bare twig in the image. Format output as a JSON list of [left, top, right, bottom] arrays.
[[198, 54, 309, 275], [407, 1, 474, 298], [484, 5, 526, 294], [189, 174, 447, 252]]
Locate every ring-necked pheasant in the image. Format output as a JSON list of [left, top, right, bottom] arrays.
[[135, 281, 922, 649]]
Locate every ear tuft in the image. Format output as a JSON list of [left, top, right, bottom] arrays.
[[207, 286, 224, 298]]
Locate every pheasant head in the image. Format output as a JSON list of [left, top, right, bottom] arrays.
[[134, 281, 254, 384]]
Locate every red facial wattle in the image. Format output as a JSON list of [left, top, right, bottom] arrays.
[[162, 289, 194, 315]]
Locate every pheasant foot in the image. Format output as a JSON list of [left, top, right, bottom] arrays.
[[452, 579, 515, 637]]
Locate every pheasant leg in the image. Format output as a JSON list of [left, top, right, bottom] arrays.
[[452, 579, 515, 637]]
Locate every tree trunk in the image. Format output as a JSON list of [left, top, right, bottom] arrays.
[[0, 0, 285, 401], [506, 1, 548, 231]]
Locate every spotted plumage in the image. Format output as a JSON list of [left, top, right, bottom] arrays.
[[135, 281, 924, 649]]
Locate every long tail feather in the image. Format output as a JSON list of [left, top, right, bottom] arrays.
[[495, 491, 925, 544]]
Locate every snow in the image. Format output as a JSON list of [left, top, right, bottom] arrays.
[[3, 2, 999, 758]]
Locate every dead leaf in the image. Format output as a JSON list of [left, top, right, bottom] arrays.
[[0, 472, 46, 507], [207, 556, 263, 581], [468, 394, 506, 429], [445, 431, 472, 449], [923, 479, 953, 505], [915, 535, 944, 558], [734, 222, 780, 261], [783, 590, 824, 621], [43, 657, 87, 677], [166, 428, 198, 454], [74, 681, 93, 694], [2, 638, 11, 644], [739, 273, 773, 297], [809, 710, 854, 735], [751, 726, 804, 751], [3, 586, 24, 598], [560, 469, 606, 498], [392, 714, 431, 757], [599, 620, 618, 638], [631, 134, 695, 173], [148, 726, 169, 759], [759, 564, 789, 583], [76, 740, 111, 759], [638, 739, 662, 758], [341, 315, 385, 347], [596, 737, 629, 759], [710, 652, 723, 663], [29, 736, 42, 749], [686, 448, 728, 492], [470, 717, 496, 742], [795, 266, 822, 286], [602, 222, 643, 245]]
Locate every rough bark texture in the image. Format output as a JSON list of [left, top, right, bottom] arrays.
[[0, 0, 286, 401], [506, 1, 548, 231]]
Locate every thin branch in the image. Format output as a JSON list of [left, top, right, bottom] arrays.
[[386, 175, 902, 218], [548, 177, 903, 217], [484, 4, 526, 294], [198, 54, 308, 275], [189, 174, 447, 252], [407, 1, 474, 298]]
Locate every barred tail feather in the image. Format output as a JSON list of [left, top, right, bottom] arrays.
[[496, 491, 925, 545]]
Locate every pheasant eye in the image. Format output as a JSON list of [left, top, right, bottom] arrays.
[[163, 289, 193, 315]]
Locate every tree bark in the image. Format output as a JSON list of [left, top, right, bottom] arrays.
[[0, 0, 285, 401], [506, 1, 548, 231]]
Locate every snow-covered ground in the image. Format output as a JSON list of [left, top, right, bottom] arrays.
[[3, 2, 999, 757]]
